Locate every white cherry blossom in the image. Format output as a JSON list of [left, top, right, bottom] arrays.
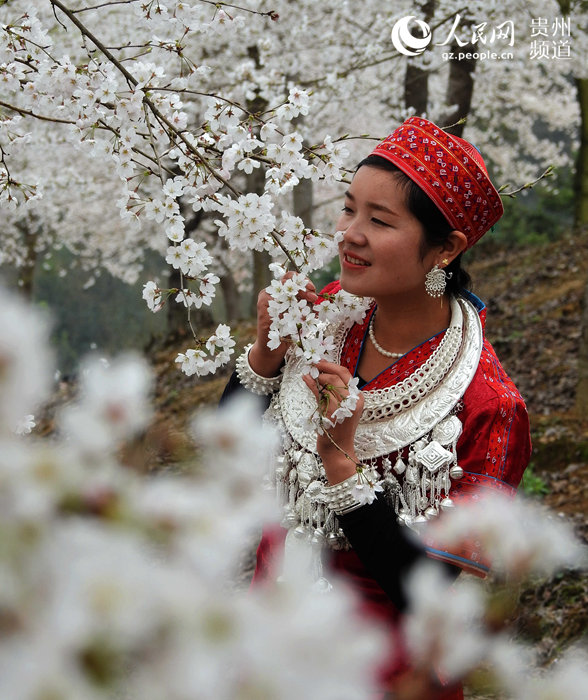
[[142, 281, 163, 312]]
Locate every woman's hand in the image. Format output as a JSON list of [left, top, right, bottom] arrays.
[[303, 360, 364, 485], [249, 273, 318, 378]]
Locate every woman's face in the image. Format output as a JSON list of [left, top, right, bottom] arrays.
[[336, 166, 437, 301]]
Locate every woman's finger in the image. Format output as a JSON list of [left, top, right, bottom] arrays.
[[303, 372, 355, 411], [299, 278, 318, 303], [302, 289, 319, 303], [302, 373, 319, 398], [315, 374, 349, 393], [313, 360, 352, 382], [303, 373, 346, 398]]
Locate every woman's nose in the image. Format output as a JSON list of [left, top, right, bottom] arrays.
[[341, 219, 367, 245]]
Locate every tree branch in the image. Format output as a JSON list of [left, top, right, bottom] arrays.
[[70, 0, 136, 13], [48, 0, 301, 270], [498, 166, 554, 198], [0, 99, 76, 125]]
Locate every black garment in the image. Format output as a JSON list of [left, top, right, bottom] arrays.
[[337, 498, 425, 610], [219, 368, 272, 411], [220, 369, 458, 611]]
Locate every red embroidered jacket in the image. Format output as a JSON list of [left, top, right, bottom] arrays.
[[248, 282, 531, 698]]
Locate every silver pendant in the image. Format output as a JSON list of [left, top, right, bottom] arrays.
[[293, 524, 309, 538], [394, 457, 406, 474], [415, 440, 453, 474], [297, 453, 319, 487], [449, 465, 464, 479], [311, 527, 327, 546], [405, 466, 419, 485], [281, 508, 299, 528], [432, 414, 463, 446]]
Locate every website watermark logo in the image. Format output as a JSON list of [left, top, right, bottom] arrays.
[[390, 13, 574, 62], [529, 16, 572, 59], [391, 16, 432, 56]]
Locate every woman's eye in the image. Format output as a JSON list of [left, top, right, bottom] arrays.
[[341, 205, 352, 213], [372, 217, 388, 226]]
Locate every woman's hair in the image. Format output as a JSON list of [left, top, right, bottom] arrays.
[[356, 154, 471, 295]]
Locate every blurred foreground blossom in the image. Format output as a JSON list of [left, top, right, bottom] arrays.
[[422, 492, 585, 580], [403, 494, 587, 693], [0, 286, 585, 699], [0, 288, 385, 700], [191, 391, 277, 476], [58, 353, 153, 455], [515, 649, 588, 700], [14, 414, 36, 435], [487, 642, 588, 700], [404, 562, 488, 681], [0, 287, 52, 434]]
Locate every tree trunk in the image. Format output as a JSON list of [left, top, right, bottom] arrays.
[[403, 0, 435, 114], [404, 63, 430, 116], [251, 249, 272, 311], [553, 0, 586, 227], [577, 278, 588, 421], [219, 270, 241, 322], [293, 176, 313, 229], [438, 11, 476, 137], [248, 158, 272, 316], [555, 0, 588, 418], [440, 46, 476, 136], [17, 218, 38, 302], [241, 49, 274, 318], [574, 78, 588, 420], [574, 77, 588, 227]]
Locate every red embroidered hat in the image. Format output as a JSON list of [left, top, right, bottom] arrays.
[[370, 116, 503, 248]]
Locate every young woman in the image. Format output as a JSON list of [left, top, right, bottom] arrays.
[[221, 117, 532, 699]]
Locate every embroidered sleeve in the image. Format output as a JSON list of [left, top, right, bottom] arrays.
[[457, 343, 532, 487], [422, 353, 532, 577]]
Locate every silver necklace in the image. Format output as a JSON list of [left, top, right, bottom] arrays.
[[368, 311, 404, 359]]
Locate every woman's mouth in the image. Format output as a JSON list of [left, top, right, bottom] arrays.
[[343, 253, 371, 267]]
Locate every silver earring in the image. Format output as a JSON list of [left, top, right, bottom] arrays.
[[425, 264, 452, 297]]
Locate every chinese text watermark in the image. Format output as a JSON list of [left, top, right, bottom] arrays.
[[390, 13, 574, 61]]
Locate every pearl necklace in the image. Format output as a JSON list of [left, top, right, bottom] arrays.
[[368, 311, 405, 359]]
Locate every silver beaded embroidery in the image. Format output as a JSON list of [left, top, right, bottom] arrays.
[[265, 295, 484, 547], [235, 343, 283, 395]]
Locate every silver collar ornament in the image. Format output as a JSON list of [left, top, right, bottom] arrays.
[[264, 296, 483, 584]]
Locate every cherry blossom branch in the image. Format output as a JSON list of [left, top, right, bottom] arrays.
[[0, 99, 76, 125], [2, 24, 57, 61], [0, 144, 13, 179], [1, 101, 177, 193], [195, 0, 279, 21], [69, 0, 137, 12], [299, 7, 468, 89], [321, 424, 363, 470], [147, 87, 363, 185], [0, 99, 173, 178], [178, 274, 200, 340], [148, 86, 262, 116], [315, 381, 364, 470], [0, 143, 38, 202], [70, 0, 280, 20], [498, 166, 554, 198], [48, 0, 301, 270], [49, 0, 145, 90], [142, 104, 166, 186]]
